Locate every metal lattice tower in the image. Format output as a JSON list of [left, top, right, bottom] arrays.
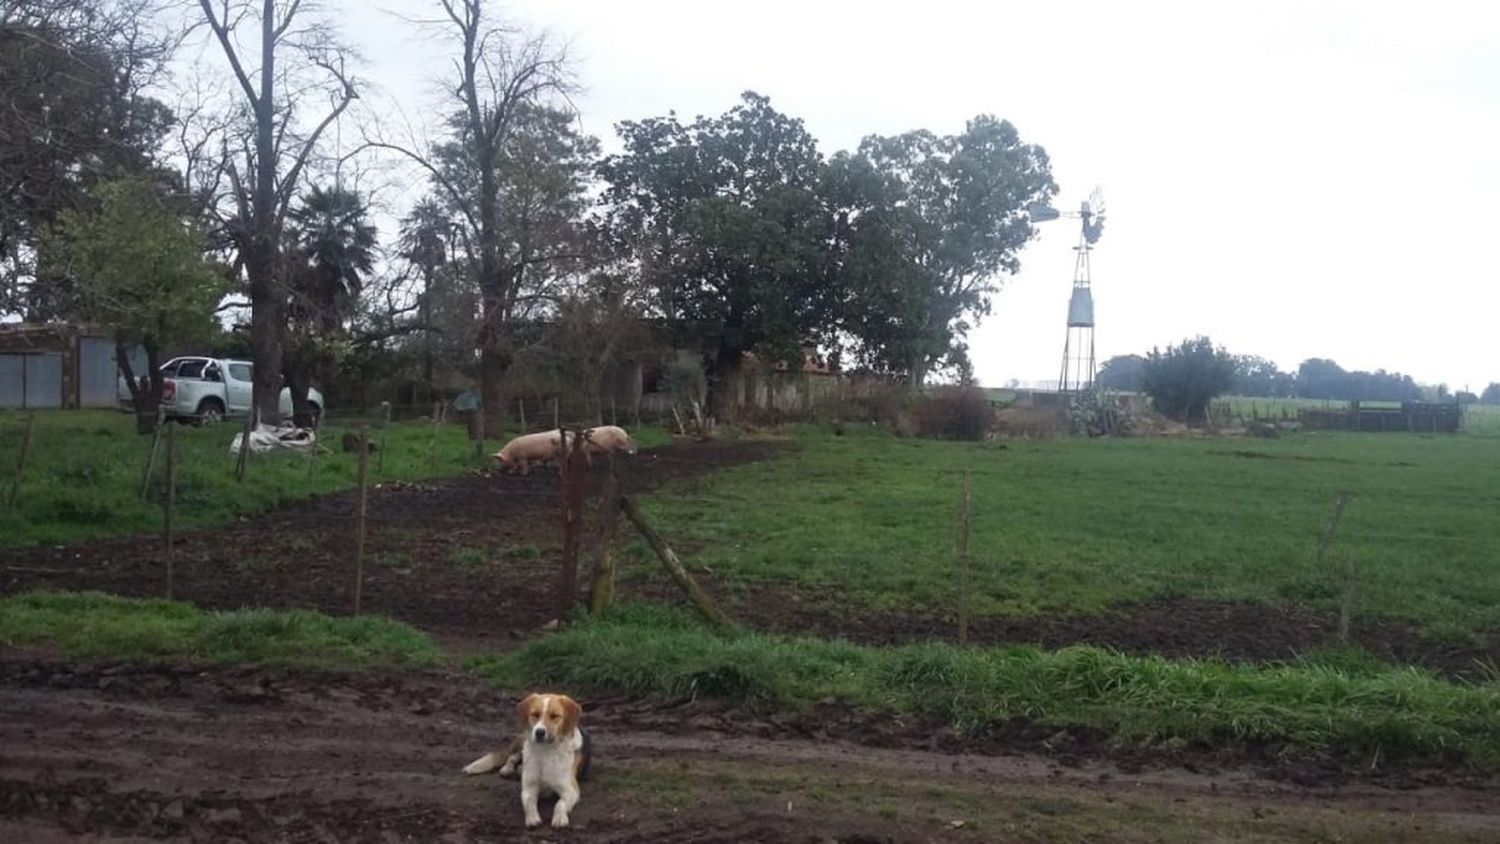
[[1058, 212, 1096, 392], [1052, 191, 1104, 393]]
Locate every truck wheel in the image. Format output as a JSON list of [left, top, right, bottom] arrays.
[[197, 398, 226, 426]]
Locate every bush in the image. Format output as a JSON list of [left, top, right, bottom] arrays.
[[910, 387, 993, 440], [1142, 337, 1236, 424]]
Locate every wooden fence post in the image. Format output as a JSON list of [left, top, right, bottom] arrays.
[[553, 397, 560, 430], [1317, 491, 1356, 642], [140, 405, 166, 499], [163, 422, 178, 599], [620, 495, 734, 630], [234, 406, 255, 482], [958, 470, 972, 646], [7, 413, 36, 510], [556, 428, 587, 621], [426, 400, 442, 468], [377, 401, 392, 472], [588, 455, 622, 614], [518, 398, 527, 432], [353, 424, 370, 614]]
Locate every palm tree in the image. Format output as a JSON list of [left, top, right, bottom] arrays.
[[283, 185, 377, 425], [288, 185, 377, 333]]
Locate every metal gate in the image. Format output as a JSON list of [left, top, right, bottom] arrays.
[[78, 336, 120, 408], [0, 352, 63, 409]]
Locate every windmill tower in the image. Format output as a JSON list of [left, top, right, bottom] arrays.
[[1031, 189, 1106, 393]]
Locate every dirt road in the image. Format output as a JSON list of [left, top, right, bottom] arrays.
[[4, 658, 1497, 843]]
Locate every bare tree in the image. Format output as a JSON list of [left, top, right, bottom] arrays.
[[546, 272, 652, 424], [189, 0, 357, 422], [366, 0, 577, 437]]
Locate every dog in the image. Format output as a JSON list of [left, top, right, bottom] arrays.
[[464, 692, 591, 829]]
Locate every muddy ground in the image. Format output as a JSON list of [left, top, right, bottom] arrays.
[[3, 658, 1498, 843], [4, 439, 1500, 841]]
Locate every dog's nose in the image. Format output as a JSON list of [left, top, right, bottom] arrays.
[[532, 726, 547, 742]]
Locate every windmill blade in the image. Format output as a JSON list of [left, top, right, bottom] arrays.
[[1084, 186, 1106, 219]]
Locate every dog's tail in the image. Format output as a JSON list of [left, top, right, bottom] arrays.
[[462, 751, 507, 775], [575, 728, 592, 782]]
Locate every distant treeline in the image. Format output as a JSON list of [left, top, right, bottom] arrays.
[[1099, 353, 1497, 404]]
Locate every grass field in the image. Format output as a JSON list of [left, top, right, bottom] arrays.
[[631, 426, 1500, 641], [0, 590, 440, 666], [0, 409, 668, 547], [476, 606, 1500, 767]]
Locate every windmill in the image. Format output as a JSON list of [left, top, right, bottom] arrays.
[[1029, 188, 1106, 392]]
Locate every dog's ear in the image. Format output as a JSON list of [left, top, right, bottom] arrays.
[[516, 693, 538, 725], [558, 696, 582, 738]]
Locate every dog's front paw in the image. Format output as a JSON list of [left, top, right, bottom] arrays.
[[525, 813, 543, 829], [551, 812, 570, 829]]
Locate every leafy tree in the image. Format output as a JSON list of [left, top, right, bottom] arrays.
[[1231, 355, 1294, 398], [47, 177, 225, 431], [1295, 358, 1421, 402], [0, 0, 176, 320], [283, 185, 377, 425], [1482, 383, 1500, 405], [1141, 337, 1236, 423], [601, 92, 833, 410], [1096, 354, 1147, 392], [831, 116, 1055, 385]]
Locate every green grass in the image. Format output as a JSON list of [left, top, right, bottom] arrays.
[[474, 608, 1500, 767], [0, 409, 669, 547], [634, 426, 1500, 639], [0, 590, 441, 667]]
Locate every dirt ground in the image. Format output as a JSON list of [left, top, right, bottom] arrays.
[[4, 657, 1498, 843], [4, 439, 1500, 841]]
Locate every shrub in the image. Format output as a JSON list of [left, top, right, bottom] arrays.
[[1142, 336, 1236, 424], [910, 387, 993, 440]]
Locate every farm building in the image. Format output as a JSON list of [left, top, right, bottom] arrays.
[[0, 323, 144, 410]]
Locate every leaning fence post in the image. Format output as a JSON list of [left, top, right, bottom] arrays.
[[553, 397, 560, 430], [620, 495, 734, 630], [140, 405, 167, 499], [7, 412, 36, 510], [958, 470, 972, 646], [163, 421, 178, 599], [353, 424, 370, 614]]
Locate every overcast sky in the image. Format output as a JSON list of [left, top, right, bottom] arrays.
[[352, 1, 1500, 390]]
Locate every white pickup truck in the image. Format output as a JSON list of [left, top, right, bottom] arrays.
[[118, 356, 324, 425]]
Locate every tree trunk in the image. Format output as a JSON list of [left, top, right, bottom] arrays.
[[708, 343, 741, 422], [909, 352, 929, 391], [118, 341, 163, 434], [285, 361, 314, 428], [249, 0, 282, 425], [479, 336, 509, 439]]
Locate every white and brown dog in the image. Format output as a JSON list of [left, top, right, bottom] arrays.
[[463, 692, 591, 829]]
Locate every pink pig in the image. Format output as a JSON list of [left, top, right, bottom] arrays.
[[493, 430, 566, 475]]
